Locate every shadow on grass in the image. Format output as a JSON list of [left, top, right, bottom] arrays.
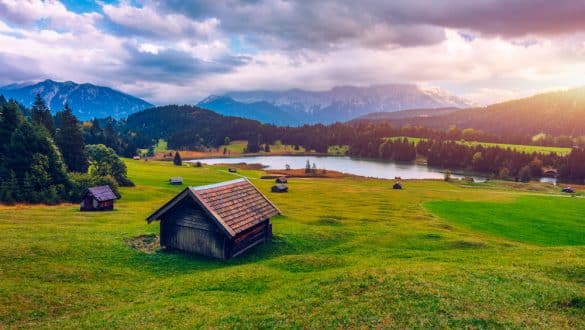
[[124, 227, 354, 275]]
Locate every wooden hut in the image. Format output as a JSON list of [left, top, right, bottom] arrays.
[[275, 176, 288, 184], [228, 168, 237, 173], [80, 185, 117, 211], [271, 184, 288, 193], [169, 177, 183, 185], [146, 178, 281, 259], [393, 182, 402, 190]]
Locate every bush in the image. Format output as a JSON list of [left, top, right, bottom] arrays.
[[69, 172, 120, 202], [518, 165, 532, 183], [86, 144, 134, 187], [44, 186, 59, 205]]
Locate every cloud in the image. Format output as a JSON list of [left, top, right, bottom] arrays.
[[0, 0, 101, 32], [0, 53, 41, 85], [102, 1, 219, 40], [155, 0, 585, 50], [0, 0, 585, 106], [118, 44, 250, 84]]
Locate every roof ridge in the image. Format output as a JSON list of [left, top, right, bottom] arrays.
[[190, 178, 247, 191]]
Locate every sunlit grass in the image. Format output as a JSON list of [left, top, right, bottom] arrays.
[[0, 159, 583, 328], [388, 136, 571, 155]]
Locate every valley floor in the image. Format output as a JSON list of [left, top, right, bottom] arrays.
[[0, 160, 584, 328]]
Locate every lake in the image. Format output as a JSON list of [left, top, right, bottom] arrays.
[[189, 155, 487, 181]]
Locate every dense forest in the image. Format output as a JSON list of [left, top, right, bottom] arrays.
[[0, 95, 133, 204]]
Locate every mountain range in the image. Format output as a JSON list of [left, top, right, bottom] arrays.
[[0, 79, 153, 120], [197, 84, 475, 125]]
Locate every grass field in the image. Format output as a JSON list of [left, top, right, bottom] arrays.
[[388, 136, 571, 155], [1, 160, 584, 328]]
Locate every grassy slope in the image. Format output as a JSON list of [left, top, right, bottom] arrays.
[[0, 160, 583, 328], [388, 136, 570, 155]]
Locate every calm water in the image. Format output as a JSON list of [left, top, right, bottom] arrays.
[[189, 155, 488, 181]]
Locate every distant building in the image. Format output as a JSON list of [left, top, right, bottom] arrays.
[[271, 183, 288, 193], [393, 182, 403, 190], [80, 186, 118, 211], [169, 177, 183, 185], [146, 178, 281, 259]]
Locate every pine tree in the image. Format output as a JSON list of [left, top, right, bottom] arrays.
[[44, 185, 59, 205], [55, 104, 88, 172], [30, 94, 55, 136], [21, 172, 34, 202], [0, 100, 24, 147], [3, 171, 18, 204], [173, 151, 182, 166], [4, 121, 69, 199]]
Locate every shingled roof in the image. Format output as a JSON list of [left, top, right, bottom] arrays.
[[87, 185, 117, 202], [146, 178, 281, 237]]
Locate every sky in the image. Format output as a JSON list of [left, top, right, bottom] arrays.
[[1, 0, 585, 105]]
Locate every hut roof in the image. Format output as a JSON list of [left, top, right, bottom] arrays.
[[87, 185, 117, 202], [146, 178, 280, 237]]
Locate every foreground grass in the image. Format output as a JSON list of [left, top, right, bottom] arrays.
[[0, 160, 584, 328]]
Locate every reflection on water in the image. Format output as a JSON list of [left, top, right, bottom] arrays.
[[190, 155, 488, 181]]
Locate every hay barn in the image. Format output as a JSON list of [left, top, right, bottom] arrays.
[[80, 185, 117, 211], [146, 178, 281, 259]]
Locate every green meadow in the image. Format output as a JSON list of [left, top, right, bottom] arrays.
[[1, 160, 584, 328], [388, 136, 571, 155]]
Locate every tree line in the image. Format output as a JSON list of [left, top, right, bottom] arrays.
[[113, 104, 585, 183], [0, 95, 133, 205]]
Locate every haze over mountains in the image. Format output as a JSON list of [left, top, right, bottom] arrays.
[[0, 79, 153, 120], [197, 84, 475, 125]]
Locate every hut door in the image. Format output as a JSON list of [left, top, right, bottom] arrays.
[[92, 199, 98, 208]]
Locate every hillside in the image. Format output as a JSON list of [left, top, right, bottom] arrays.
[[359, 87, 585, 138], [351, 107, 461, 122], [0, 79, 153, 120], [125, 105, 265, 148], [198, 84, 475, 125]]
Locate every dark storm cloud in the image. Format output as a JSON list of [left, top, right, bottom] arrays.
[[118, 45, 250, 84], [150, 0, 585, 49]]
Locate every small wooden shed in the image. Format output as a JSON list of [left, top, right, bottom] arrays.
[[169, 177, 183, 185], [80, 185, 117, 211], [393, 182, 402, 190], [146, 178, 281, 259], [275, 176, 288, 184], [271, 184, 288, 193]]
